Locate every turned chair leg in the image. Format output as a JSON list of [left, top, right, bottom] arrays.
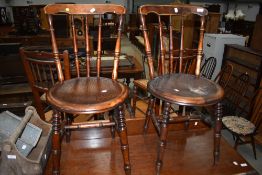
[[52, 109, 62, 175], [109, 111, 115, 139], [133, 85, 138, 117], [156, 101, 170, 175], [234, 136, 240, 150], [144, 96, 155, 134], [115, 104, 131, 175], [65, 114, 72, 143], [251, 136, 257, 159]]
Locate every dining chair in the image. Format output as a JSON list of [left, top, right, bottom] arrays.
[[203, 63, 234, 120], [222, 73, 250, 116], [138, 5, 225, 174], [44, 4, 131, 175], [222, 88, 262, 159], [214, 63, 233, 89], [132, 17, 198, 117], [20, 48, 71, 121]]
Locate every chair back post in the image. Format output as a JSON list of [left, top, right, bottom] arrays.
[[85, 16, 91, 77], [195, 16, 205, 76], [112, 14, 124, 80], [44, 4, 126, 80], [140, 13, 155, 80], [179, 14, 184, 73], [168, 15, 174, 73], [47, 14, 64, 82], [139, 5, 208, 79]]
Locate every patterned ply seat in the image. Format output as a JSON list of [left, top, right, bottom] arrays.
[[222, 116, 255, 135], [222, 88, 262, 159]]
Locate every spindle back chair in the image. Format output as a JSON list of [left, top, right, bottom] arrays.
[[44, 4, 131, 175], [133, 5, 206, 116], [20, 48, 70, 120]]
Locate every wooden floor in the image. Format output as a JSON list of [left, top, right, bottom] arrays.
[[44, 117, 258, 175]]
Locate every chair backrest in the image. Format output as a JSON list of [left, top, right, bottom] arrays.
[[138, 5, 208, 79], [20, 47, 70, 119], [200, 56, 217, 79], [249, 88, 262, 131], [223, 73, 250, 116], [214, 63, 233, 89], [44, 4, 126, 81]]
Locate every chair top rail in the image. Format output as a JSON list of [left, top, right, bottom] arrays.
[[139, 4, 208, 16], [44, 4, 126, 15]]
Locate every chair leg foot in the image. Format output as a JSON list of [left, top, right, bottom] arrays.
[[124, 165, 131, 175], [156, 160, 162, 175]]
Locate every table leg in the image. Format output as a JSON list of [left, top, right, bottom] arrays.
[[116, 104, 131, 175], [52, 109, 62, 175], [214, 102, 222, 165], [156, 101, 170, 175]]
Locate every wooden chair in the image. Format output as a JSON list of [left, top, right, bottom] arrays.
[[138, 5, 225, 173], [44, 4, 131, 175], [203, 63, 233, 120], [222, 73, 250, 116], [20, 48, 70, 121], [214, 63, 233, 89], [132, 14, 198, 117], [200, 56, 217, 79], [222, 88, 262, 159]]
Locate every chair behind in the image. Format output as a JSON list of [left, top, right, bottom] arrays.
[[223, 73, 250, 116], [222, 88, 262, 159], [200, 56, 217, 79], [20, 48, 70, 120], [214, 63, 233, 89]]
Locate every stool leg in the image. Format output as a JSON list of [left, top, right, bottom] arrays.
[[116, 104, 131, 175], [156, 101, 170, 175], [52, 109, 62, 175], [214, 102, 222, 165]]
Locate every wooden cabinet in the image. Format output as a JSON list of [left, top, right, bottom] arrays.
[[12, 6, 44, 35], [205, 12, 221, 33]]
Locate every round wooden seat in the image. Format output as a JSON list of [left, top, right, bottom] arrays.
[[148, 73, 224, 106], [47, 77, 129, 114]]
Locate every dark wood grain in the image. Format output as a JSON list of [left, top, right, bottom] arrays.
[[44, 120, 257, 175]]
